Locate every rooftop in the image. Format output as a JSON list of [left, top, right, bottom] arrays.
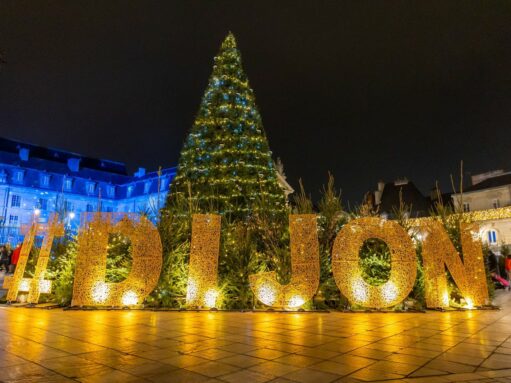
[[464, 172, 511, 193], [378, 179, 433, 218], [0, 136, 128, 176]]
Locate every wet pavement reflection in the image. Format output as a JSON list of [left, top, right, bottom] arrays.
[[0, 292, 510, 382]]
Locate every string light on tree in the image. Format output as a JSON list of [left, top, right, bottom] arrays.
[[168, 32, 286, 219]]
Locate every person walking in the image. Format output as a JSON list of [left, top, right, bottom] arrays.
[[0, 245, 10, 273], [505, 254, 511, 291], [9, 243, 21, 273]]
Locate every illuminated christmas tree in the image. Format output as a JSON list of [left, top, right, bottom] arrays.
[[169, 33, 286, 219]]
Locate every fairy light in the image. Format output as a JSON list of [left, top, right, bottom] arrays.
[[3, 214, 63, 303], [38, 280, 52, 295], [92, 282, 109, 304], [27, 215, 64, 303], [421, 220, 488, 308], [167, 33, 287, 219], [332, 217, 417, 309], [288, 295, 305, 308], [186, 215, 221, 308], [71, 213, 162, 307], [19, 279, 30, 292], [382, 281, 398, 304], [250, 215, 320, 309], [257, 283, 277, 306], [186, 278, 198, 303], [203, 289, 219, 308], [121, 291, 138, 306]]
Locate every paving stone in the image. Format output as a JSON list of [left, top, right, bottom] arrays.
[[0, 290, 510, 383]]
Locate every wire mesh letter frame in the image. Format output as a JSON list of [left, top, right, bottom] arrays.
[[71, 213, 162, 307]]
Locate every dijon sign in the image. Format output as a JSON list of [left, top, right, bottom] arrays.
[[3, 211, 490, 310]]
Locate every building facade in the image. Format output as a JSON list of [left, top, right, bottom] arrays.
[[0, 137, 176, 244], [369, 173, 511, 251], [452, 170, 511, 250]]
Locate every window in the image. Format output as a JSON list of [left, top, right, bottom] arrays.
[[0, 170, 6, 183], [160, 178, 167, 191], [8, 215, 18, 226], [106, 206, 114, 213], [63, 177, 73, 191], [487, 230, 498, 244], [144, 181, 151, 194], [463, 202, 470, 212], [40, 173, 50, 187], [86, 204, 94, 212], [127, 185, 134, 198], [107, 185, 115, 198], [13, 170, 24, 184], [492, 199, 500, 209], [86, 182, 96, 195], [65, 201, 74, 212], [11, 194, 21, 207], [38, 198, 48, 210]]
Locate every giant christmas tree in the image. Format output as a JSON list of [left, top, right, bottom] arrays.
[[168, 33, 286, 219]]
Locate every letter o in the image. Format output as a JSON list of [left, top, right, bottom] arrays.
[[332, 217, 417, 309]]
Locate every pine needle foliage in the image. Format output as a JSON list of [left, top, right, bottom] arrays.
[[168, 33, 287, 220]]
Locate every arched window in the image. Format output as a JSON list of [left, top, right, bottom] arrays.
[[487, 230, 498, 244]]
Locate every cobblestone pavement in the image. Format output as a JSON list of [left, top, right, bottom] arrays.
[[0, 291, 510, 382]]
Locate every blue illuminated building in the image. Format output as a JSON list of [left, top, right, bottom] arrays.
[[0, 137, 176, 244]]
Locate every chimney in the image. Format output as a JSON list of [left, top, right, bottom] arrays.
[[374, 181, 385, 205], [18, 148, 30, 161], [134, 167, 146, 178]]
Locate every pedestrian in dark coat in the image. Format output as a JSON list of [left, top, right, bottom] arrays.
[[0, 245, 10, 272]]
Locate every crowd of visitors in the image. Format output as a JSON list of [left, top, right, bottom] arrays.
[[0, 243, 21, 274]]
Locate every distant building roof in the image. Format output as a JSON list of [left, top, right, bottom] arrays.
[[378, 179, 433, 218], [0, 136, 130, 183], [464, 172, 511, 193], [0, 136, 176, 199]]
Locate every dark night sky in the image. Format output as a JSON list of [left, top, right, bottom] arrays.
[[1, 1, 511, 205]]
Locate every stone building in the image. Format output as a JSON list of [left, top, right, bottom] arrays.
[[0, 136, 294, 245], [0, 136, 176, 244], [452, 170, 511, 250]]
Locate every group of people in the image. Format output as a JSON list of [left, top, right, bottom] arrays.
[[0, 243, 21, 274]]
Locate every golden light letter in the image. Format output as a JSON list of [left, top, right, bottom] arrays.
[[3, 214, 63, 303], [250, 214, 320, 308], [421, 220, 488, 308], [28, 215, 64, 303], [186, 214, 221, 308], [71, 213, 162, 307], [332, 217, 417, 309]]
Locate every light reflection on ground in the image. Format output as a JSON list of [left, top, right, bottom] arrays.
[[0, 292, 510, 382]]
